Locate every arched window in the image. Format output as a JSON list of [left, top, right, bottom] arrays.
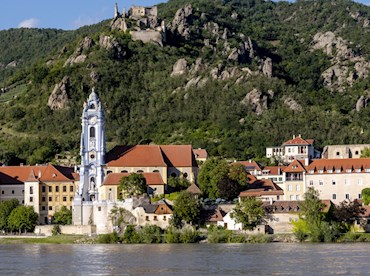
[[107, 170, 112, 175], [121, 170, 128, 173], [171, 172, 177, 177], [90, 127, 96, 138], [90, 177, 95, 186], [183, 172, 188, 178], [90, 103, 95, 110], [153, 170, 159, 173], [137, 170, 144, 173]]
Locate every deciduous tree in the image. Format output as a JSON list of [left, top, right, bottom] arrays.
[[7, 206, 38, 233], [232, 196, 265, 230], [119, 173, 147, 199], [53, 206, 72, 225], [171, 191, 200, 228]]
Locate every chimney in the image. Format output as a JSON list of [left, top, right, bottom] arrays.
[[298, 134, 301, 138], [38, 170, 42, 179], [293, 135, 295, 139], [269, 197, 273, 205]]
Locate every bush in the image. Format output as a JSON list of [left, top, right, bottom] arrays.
[[180, 228, 199, 243], [122, 225, 141, 244], [140, 225, 162, 243], [52, 224, 61, 236], [164, 227, 181, 243], [207, 226, 232, 243], [97, 231, 119, 244], [248, 234, 274, 243]]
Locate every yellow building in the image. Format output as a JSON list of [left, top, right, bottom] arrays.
[[0, 164, 79, 224]]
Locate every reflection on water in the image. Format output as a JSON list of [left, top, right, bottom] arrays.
[[0, 243, 369, 275]]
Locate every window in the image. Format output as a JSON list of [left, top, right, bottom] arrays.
[[288, 185, 292, 191], [336, 152, 340, 156], [183, 172, 188, 178], [30, 197, 33, 202], [309, 170, 314, 174], [296, 185, 300, 191], [49, 206, 53, 211], [42, 197, 45, 202], [146, 216, 149, 221], [355, 151, 359, 155], [42, 186, 46, 193], [49, 197, 52, 201], [171, 172, 177, 177], [90, 127, 96, 138], [137, 170, 144, 173], [327, 170, 333, 173], [336, 169, 341, 173], [49, 186, 52, 192], [318, 170, 324, 174], [345, 194, 350, 200], [30, 187, 33, 195], [154, 216, 158, 221], [296, 195, 300, 200], [332, 194, 336, 200], [121, 170, 128, 173], [344, 179, 349, 185], [332, 180, 336, 185], [346, 169, 352, 173], [358, 178, 363, 185], [290, 195, 294, 200], [153, 170, 159, 173], [63, 186, 67, 192], [359, 194, 362, 199], [70, 197, 73, 201], [11, 190, 14, 194], [1, 191, 3, 195], [42, 206, 46, 211], [70, 186, 74, 192], [63, 197, 67, 202], [56, 186, 59, 192], [319, 180, 323, 186], [98, 207, 101, 211], [163, 216, 167, 221]]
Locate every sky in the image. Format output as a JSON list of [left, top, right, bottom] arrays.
[[0, 0, 369, 31]]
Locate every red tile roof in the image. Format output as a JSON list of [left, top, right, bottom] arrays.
[[160, 145, 198, 167], [0, 164, 77, 184], [262, 166, 286, 175], [306, 158, 370, 174], [283, 137, 313, 146], [106, 145, 198, 168], [193, 149, 208, 159], [103, 172, 164, 186], [283, 159, 306, 173], [239, 179, 284, 197]]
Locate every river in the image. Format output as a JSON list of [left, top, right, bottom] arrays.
[[0, 243, 369, 275]]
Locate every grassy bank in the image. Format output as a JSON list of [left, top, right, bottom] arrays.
[[0, 235, 85, 244]]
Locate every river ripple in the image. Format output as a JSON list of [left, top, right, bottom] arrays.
[[0, 243, 369, 275]]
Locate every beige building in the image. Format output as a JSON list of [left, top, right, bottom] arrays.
[[132, 200, 173, 229], [105, 145, 199, 187], [322, 144, 370, 159], [0, 164, 79, 224], [282, 160, 306, 201], [305, 158, 370, 204]]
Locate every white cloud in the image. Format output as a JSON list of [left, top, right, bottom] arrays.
[[18, 18, 39, 28], [73, 16, 97, 29]]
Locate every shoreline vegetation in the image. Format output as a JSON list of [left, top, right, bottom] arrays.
[[1, 229, 370, 245]]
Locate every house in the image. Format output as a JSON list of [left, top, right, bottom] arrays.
[[282, 159, 306, 201], [105, 145, 199, 186], [100, 172, 166, 200], [305, 158, 370, 204], [235, 160, 263, 176], [193, 148, 208, 164], [217, 211, 243, 230], [132, 199, 173, 229], [201, 207, 225, 227], [266, 134, 320, 165], [0, 164, 79, 224], [239, 179, 284, 202], [256, 166, 286, 186]]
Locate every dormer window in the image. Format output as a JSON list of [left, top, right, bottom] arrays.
[[327, 170, 333, 173], [355, 169, 361, 173], [346, 169, 352, 173], [309, 170, 314, 174], [336, 169, 341, 173], [318, 170, 323, 174]]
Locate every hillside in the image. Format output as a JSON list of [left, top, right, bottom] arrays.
[[0, 0, 369, 165]]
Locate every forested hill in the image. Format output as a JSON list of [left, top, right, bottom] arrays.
[[0, 0, 369, 165]]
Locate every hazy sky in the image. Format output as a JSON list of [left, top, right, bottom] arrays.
[[0, 0, 369, 31]]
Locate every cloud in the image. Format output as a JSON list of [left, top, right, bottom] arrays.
[[18, 18, 39, 28]]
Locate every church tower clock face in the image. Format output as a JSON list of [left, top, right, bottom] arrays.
[[88, 116, 97, 124]]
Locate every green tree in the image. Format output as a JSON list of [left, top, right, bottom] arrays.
[[232, 196, 265, 230], [0, 199, 19, 231], [167, 176, 191, 192], [333, 200, 365, 231], [299, 187, 325, 228], [7, 206, 38, 233], [171, 191, 200, 228], [361, 188, 370, 205], [361, 148, 370, 158], [52, 206, 72, 225], [197, 158, 229, 199], [119, 173, 147, 199], [228, 163, 248, 187]]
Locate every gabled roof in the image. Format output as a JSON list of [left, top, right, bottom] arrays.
[[284, 160, 306, 173], [160, 145, 198, 167], [193, 148, 208, 159], [263, 200, 332, 213], [107, 145, 167, 167], [283, 136, 314, 146], [106, 145, 198, 168], [186, 183, 202, 194], [262, 166, 286, 175], [0, 164, 76, 184], [239, 179, 284, 197], [306, 158, 370, 174], [103, 172, 165, 186], [140, 200, 173, 214]]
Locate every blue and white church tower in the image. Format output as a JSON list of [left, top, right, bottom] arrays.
[[79, 88, 106, 202]]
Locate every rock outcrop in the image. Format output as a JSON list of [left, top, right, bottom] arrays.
[[64, 36, 94, 67], [284, 97, 302, 112], [171, 58, 188, 76], [99, 35, 126, 59], [355, 93, 370, 112], [312, 31, 370, 91], [240, 88, 268, 115], [262, 58, 272, 78], [171, 4, 193, 40], [48, 76, 70, 110]]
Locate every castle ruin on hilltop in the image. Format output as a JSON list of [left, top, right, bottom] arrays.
[[111, 3, 166, 47]]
